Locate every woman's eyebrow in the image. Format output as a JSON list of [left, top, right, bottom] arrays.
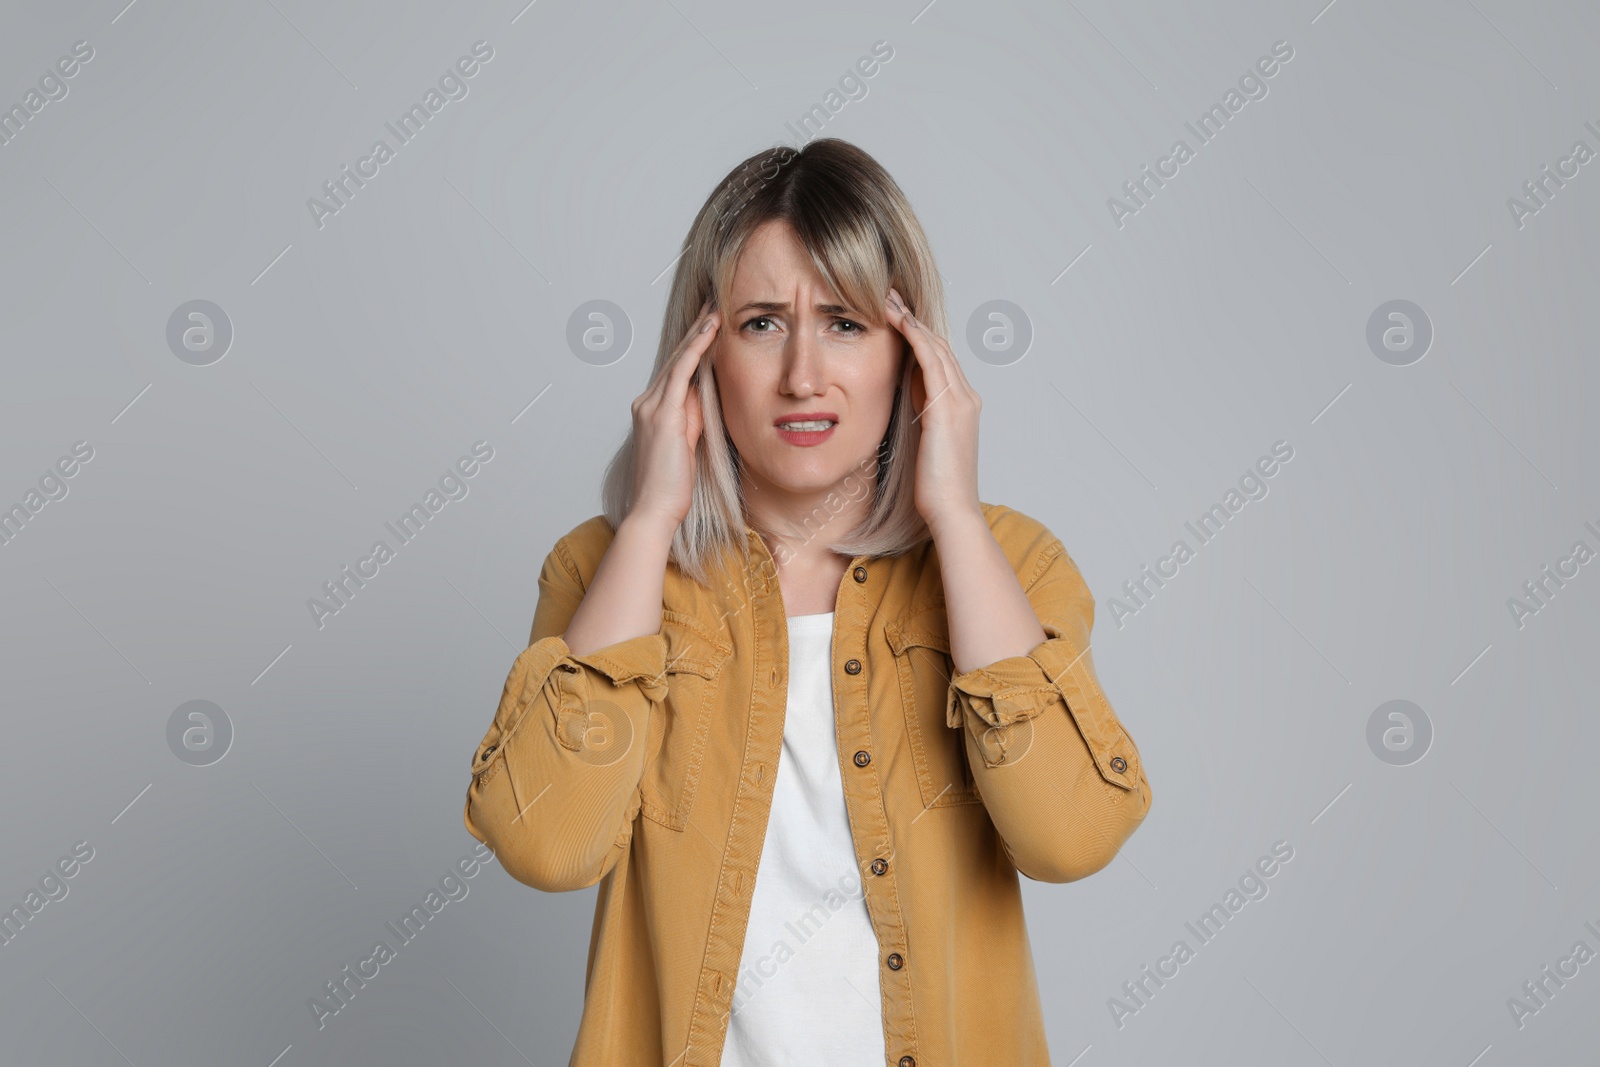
[[733, 300, 857, 315]]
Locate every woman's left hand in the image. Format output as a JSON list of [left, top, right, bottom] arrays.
[[884, 287, 983, 533]]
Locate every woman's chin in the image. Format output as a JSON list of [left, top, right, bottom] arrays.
[[753, 460, 857, 495]]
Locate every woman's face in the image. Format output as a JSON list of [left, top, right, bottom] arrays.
[[713, 219, 903, 501]]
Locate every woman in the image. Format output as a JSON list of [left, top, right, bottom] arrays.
[[464, 138, 1152, 1067]]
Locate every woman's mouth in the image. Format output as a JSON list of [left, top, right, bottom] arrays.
[[774, 417, 837, 446]]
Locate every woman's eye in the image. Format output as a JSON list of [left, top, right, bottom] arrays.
[[739, 316, 863, 334]]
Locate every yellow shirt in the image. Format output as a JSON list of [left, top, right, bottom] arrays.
[[463, 501, 1153, 1066]]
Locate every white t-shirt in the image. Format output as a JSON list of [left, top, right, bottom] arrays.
[[721, 611, 888, 1067]]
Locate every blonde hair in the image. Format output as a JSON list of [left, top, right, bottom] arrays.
[[600, 137, 949, 588]]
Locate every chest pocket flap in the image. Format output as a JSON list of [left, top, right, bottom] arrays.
[[885, 602, 982, 807], [641, 610, 734, 830]]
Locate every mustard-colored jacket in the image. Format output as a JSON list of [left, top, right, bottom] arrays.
[[464, 501, 1153, 1066]]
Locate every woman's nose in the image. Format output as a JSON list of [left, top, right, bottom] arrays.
[[781, 332, 821, 395]]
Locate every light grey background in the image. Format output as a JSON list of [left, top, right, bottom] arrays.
[[1, 0, 1595, 1063]]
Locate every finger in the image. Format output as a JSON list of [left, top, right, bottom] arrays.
[[888, 288, 977, 402], [885, 290, 952, 409], [664, 309, 719, 403], [685, 374, 706, 447], [933, 322, 975, 394], [644, 304, 718, 405], [889, 289, 964, 384], [927, 327, 975, 396]]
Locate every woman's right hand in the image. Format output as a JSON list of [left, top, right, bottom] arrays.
[[627, 301, 721, 531]]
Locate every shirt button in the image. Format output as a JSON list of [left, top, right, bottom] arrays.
[[853, 750, 871, 767], [853, 566, 868, 583], [870, 858, 888, 876], [898, 1058, 916, 1067], [1110, 756, 1127, 773], [844, 658, 861, 674], [886, 952, 904, 970]]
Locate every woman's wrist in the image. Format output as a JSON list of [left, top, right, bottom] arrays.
[[619, 508, 682, 547], [924, 503, 986, 543]]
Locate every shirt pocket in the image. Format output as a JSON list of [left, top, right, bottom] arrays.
[[885, 602, 983, 808], [640, 609, 734, 831]]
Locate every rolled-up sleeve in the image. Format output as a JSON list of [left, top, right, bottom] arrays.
[[464, 535, 668, 893], [947, 537, 1153, 883]]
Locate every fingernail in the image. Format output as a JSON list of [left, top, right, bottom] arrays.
[[700, 318, 713, 333]]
